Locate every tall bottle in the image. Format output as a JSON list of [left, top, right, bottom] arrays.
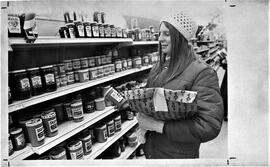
[[64, 12, 76, 38], [73, 12, 85, 38]]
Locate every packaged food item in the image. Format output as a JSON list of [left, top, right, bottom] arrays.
[[98, 23, 105, 38], [53, 103, 65, 123], [10, 127, 26, 151], [115, 59, 122, 72], [41, 109, 58, 137], [66, 71, 75, 85], [62, 60, 73, 72], [94, 124, 108, 143], [114, 115, 122, 132], [27, 67, 43, 96], [70, 99, 84, 122], [104, 24, 111, 38], [25, 118, 45, 147], [57, 63, 66, 75], [72, 59, 81, 70], [59, 25, 69, 38], [94, 98, 105, 111], [91, 22, 99, 38], [83, 22, 92, 37], [49, 147, 67, 160], [88, 57, 96, 68], [80, 58, 89, 69], [8, 134, 14, 155], [40, 65, 57, 92], [78, 129, 92, 155], [74, 20, 85, 38], [66, 23, 76, 38], [60, 74, 68, 87], [106, 119, 115, 137], [63, 102, 73, 121], [89, 67, 98, 80], [67, 140, 84, 160], [77, 69, 89, 82]]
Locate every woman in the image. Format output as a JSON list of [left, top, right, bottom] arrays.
[[137, 12, 224, 159]]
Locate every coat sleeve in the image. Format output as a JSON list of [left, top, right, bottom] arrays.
[[163, 67, 224, 143]]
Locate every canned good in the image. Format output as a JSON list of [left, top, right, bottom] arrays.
[[78, 130, 92, 155], [106, 120, 115, 137], [77, 69, 89, 82], [88, 57, 96, 67], [10, 127, 26, 151], [89, 67, 98, 80], [40, 65, 57, 92], [9, 69, 31, 100], [62, 60, 73, 72], [74, 21, 85, 38], [114, 115, 122, 132], [115, 59, 122, 72], [60, 74, 67, 87], [27, 67, 43, 96], [66, 71, 75, 85], [67, 140, 84, 160], [41, 110, 58, 137], [25, 118, 45, 147], [70, 100, 84, 122], [72, 59, 81, 70], [57, 63, 66, 75], [83, 22, 92, 37], [49, 147, 67, 160], [66, 23, 76, 38], [94, 97, 106, 111], [80, 58, 89, 69], [91, 22, 99, 38], [95, 124, 108, 143]]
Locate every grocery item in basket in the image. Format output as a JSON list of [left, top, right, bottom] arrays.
[[123, 88, 198, 121]]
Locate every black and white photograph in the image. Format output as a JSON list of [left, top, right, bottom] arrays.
[[0, 0, 268, 166]]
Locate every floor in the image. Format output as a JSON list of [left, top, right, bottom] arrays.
[[136, 121, 228, 159]]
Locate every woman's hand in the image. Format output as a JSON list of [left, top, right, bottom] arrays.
[[137, 112, 165, 134]]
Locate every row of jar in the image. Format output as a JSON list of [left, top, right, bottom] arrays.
[[128, 27, 159, 42], [59, 21, 128, 39]]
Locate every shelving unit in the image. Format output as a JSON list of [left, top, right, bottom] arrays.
[[85, 118, 138, 159], [196, 48, 209, 54], [114, 142, 140, 160], [10, 106, 117, 160], [116, 41, 159, 49], [9, 65, 153, 113]]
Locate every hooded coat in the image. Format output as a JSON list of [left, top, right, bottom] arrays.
[[143, 59, 224, 159]]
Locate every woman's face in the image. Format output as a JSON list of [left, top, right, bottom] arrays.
[[159, 22, 171, 54]]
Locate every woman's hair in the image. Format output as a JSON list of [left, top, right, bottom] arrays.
[[147, 21, 196, 87]]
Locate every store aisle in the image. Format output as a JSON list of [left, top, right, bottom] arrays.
[[199, 121, 228, 159]]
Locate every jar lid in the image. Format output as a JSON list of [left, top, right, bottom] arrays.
[[41, 111, 56, 119], [9, 69, 26, 73], [67, 140, 82, 150], [40, 65, 53, 69], [59, 25, 67, 28], [62, 59, 72, 62], [80, 57, 88, 60], [70, 101, 82, 106], [10, 127, 23, 135], [97, 23, 103, 26], [25, 118, 42, 127], [77, 69, 89, 73], [27, 67, 39, 71], [114, 115, 121, 120], [107, 120, 114, 125], [95, 97, 104, 102], [72, 58, 80, 61], [57, 63, 65, 66]]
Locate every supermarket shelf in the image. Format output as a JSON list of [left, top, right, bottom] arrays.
[[209, 47, 218, 54], [117, 41, 158, 49], [9, 144, 34, 161], [196, 48, 209, 54], [9, 65, 153, 113], [86, 119, 138, 159], [9, 37, 133, 48], [33, 106, 116, 155], [115, 142, 141, 160]]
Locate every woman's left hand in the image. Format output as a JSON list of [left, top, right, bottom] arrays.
[[137, 112, 165, 134]]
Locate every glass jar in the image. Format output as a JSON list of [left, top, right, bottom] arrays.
[[122, 29, 128, 38], [114, 115, 122, 132], [94, 97, 105, 111], [106, 119, 115, 137], [40, 65, 57, 92], [41, 110, 58, 137], [77, 69, 89, 82], [74, 21, 85, 38], [62, 59, 73, 72], [59, 25, 69, 38], [49, 147, 67, 160], [8, 134, 14, 156], [9, 69, 31, 100], [96, 66, 104, 78], [67, 140, 84, 160], [94, 56, 102, 66], [66, 23, 76, 38], [52, 64, 58, 76], [25, 118, 45, 147], [101, 55, 107, 65], [104, 24, 111, 38], [57, 63, 66, 75], [91, 22, 99, 38], [53, 103, 65, 123], [10, 127, 26, 151], [78, 129, 92, 155], [59, 74, 67, 87], [115, 59, 122, 72], [66, 71, 75, 85], [72, 58, 81, 70], [127, 58, 132, 69], [55, 75, 60, 88], [116, 27, 122, 38], [106, 55, 112, 64], [142, 55, 149, 66], [70, 99, 84, 122], [110, 25, 117, 38], [98, 23, 105, 38], [94, 124, 108, 143], [63, 102, 73, 121], [122, 58, 127, 70], [132, 56, 142, 68], [89, 67, 98, 80], [88, 57, 96, 68], [135, 28, 142, 41], [83, 22, 92, 37], [27, 67, 43, 96], [74, 70, 80, 82], [80, 58, 89, 69]]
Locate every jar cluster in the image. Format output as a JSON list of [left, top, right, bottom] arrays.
[[127, 26, 159, 41]]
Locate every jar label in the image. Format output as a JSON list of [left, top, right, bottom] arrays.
[[81, 60, 88, 68], [65, 106, 73, 119], [105, 28, 111, 37], [103, 129, 108, 139], [51, 151, 66, 159], [72, 105, 84, 119], [70, 148, 84, 160], [64, 30, 68, 38], [45, 73, 55, 85], [8, 16, 21, 33], [111, 28, 117, 37], [9, 139, 13, 152], [90, 70, 97, 79], [31, 76, 42, 88], [85, 140, 92, 152], [77, 25, 84, 37], [73, 61, 81, 69], [75, 73, 79, 81], [116, 63, 122, 70], [35, 126, 45, 142], [136, 59, 142, 65], [15, 133, 25, 147], [123, 61, 127, 68], [65, 62, 73, 71], [82, 72, 89, 80], [67, 73, 74, 83], [115, 120, 121, 130], [56, 78, 60, 88], [20, 78, 30, 91], [102, 57, 107, 64], [99, 27, 104, 36], [110, 89, 124, 103], [108, 125, 115, 135], [69, 28, 75, 38], [48, 118, 58, 133], [127, 61, 132, 67], [88, 59, 95, 66], [85, 26, 92, 37], [60, 76, 67, 85], [93, 26, 99, 37], [86, 102, 95, 112]]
